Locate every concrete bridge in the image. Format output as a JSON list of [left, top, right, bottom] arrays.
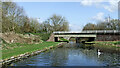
[[53, 30, 120, 43]]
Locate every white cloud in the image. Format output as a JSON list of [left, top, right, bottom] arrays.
[[92, 12, 105, 21], [81, 0, 104, 6], [80, 0, 119, 12], [69, 24, 82, 31], [102, 0, 118, 12]]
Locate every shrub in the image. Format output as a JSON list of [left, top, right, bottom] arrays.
[[32, 33, 51, 41]]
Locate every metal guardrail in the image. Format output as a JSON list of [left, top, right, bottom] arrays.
[[53, 30, 120, 34]]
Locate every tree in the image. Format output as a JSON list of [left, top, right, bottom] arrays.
[[22, 17, 31, 33], [96, 22, 106, 30], [29, 18, 40, 33], [2, 2, 26, 33], [83, 23, 97, 30], [82, 19, 120, 31], [118, 19, 120, 30], [2, 2, 70, 34], [47, 14, 69, 32]]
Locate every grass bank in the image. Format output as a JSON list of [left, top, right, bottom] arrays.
[[59, 38, 69, 41], [85, 41, 120, 52], [94, 41, 120, 47], [2, 42, 60, 60]]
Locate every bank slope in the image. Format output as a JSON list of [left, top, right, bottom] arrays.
[[2, 42, 60, 60]]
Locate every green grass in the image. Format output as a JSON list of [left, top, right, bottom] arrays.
[[84, 41, 120, 51], [85, 42, 95, 44], [2, 43, 23, 50], [95, 41, 120, 44], [113, 41, 120, 45], [59, 38, 69, 41], [94, 41, 120, 46], [93, 41, 120, 51], [2, 42, 60, 59]]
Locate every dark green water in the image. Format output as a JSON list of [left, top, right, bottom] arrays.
[[11, 42, 120, 67]]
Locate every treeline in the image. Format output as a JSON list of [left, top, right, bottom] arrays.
[[83, 19, 120, 30], [2, 2, 69, 33]]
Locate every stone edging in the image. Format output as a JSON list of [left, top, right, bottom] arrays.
[[1, 42, 66, 66]]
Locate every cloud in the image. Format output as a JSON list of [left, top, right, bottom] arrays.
[[81, 0, 104, 6], [80, 0, 119, 12], [92, 12, 105, 21], [69, 24, 83, 31], [102, 0, 118, 12]]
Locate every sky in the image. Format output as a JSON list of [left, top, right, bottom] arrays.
[[16, 0, 119, 31]]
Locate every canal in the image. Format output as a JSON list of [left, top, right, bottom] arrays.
[[11, 42, 120, 67]]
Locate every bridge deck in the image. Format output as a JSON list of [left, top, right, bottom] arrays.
[[53, 30, 120, 34]]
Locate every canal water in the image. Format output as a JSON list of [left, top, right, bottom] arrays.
[[11, 42, 120, 67]]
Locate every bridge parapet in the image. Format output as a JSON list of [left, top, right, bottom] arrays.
[[82, 30, 120, 33], [53, 30, 120, 34]]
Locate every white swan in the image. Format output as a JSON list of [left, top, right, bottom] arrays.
[[97, 49, 101, 58], [98, 49, 101, 55]]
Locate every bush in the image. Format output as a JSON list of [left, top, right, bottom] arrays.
[[114, 41, 120, 45], [32, 33, 51, 41]]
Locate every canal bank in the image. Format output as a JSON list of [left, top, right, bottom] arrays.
[[2, 42, 67, 66], [94, 41, 120, 47], [94, 41, 120, 52], [10, 42, 120, 67], [2, 41, 120, 67], [84, 41, 120, 52]]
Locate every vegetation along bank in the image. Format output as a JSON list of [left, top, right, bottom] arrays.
[[84, 41, 120, 52]]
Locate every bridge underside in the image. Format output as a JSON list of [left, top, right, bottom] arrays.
[[54, 34, 96, 43]]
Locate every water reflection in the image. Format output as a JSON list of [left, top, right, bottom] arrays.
[[11, 43, 120, 67]]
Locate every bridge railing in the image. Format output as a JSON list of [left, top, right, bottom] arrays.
[[53, 30, 120, 34], [82, 30, 120, 33]]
